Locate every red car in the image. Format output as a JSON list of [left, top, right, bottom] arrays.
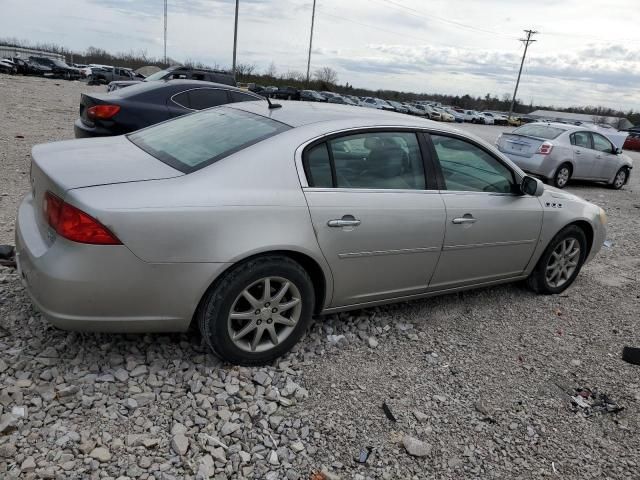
[[623, 132, 640, 151]]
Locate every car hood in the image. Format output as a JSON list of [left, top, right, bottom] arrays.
[[32, 135, 184, 193], [542, 185, 586, 203]]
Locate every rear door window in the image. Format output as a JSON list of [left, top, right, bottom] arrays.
[[188, 89, 230, 110], [171, 91, 191, 109], [230, 91, 261, 102], [570, 131, 592, 148], [128, 107, 290, 173]]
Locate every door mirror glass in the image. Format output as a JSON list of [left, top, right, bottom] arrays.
[[521, 176, 544, 196]]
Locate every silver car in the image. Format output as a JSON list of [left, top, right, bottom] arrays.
[[496, 122, 633, 189], [16, 102, 607, 365]]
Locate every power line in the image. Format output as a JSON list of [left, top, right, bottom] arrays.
[[373, 0, 519, 40], [508, 29, 537, 118]]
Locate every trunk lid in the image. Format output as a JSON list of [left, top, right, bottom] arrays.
[[30, 136, 183, 241], [497, 133, 545, 158]]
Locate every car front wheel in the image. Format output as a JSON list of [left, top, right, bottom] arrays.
[[526, 225, 587, 294], [610, 167, 628, 190], [198, 255, 315, 365]]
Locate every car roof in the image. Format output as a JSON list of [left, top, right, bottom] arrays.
[[226, 100, 464, 131]]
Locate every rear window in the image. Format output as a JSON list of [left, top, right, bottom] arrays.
[[512, 124, 565, 139], [128, 107, 290, 173]]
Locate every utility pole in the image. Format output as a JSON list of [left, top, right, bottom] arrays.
[[163, 0, 168, 64], [305, 0, 317, 85], [508, 29, 537, 119], [232, 0, 239, 80]]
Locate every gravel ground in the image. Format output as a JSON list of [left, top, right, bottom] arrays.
[[0, 74, 639, 479]]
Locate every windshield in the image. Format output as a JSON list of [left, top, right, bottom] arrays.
[[143, 69, 171, 81], [52, 59, 69, 67], [513, 124, 565, 139], [128, 107, 291, 173]]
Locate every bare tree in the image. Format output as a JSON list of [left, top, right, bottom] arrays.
[[235, 63, 256, 76], [283, 70, 306, 82], [313, 66, 338, 85], [265, 61, 277, 78]]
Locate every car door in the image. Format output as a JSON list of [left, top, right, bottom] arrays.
[[301, 130, 446, 307], [427, 133, 543, 289], [569, 131, 596, 178], [590, 132, 619, 180]]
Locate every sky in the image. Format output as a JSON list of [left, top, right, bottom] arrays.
[[3, 0, 640, 111]]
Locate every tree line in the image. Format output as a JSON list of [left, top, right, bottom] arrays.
[[2, 37, 638, 125]]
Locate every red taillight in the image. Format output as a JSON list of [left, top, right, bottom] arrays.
[[538, 142, 554, 155], [44, 192, 121, 245], [87, 104, 120, 120]]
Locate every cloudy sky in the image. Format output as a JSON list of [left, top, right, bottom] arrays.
[[4, 0, 640, 110]]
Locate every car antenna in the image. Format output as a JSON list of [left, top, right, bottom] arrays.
[[266, 96, 282, 110]]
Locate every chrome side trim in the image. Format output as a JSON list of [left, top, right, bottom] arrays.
[[338, 246, 440, 259], [443, 239, 535, 251]]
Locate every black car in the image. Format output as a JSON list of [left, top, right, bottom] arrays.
[[300, 90, 327, 102], [9, 57, 51, 76], [273, 86, 300, 100], [107, 66, 235, 91], [29, 57, 80, 79], [74, 79, 264, 138]]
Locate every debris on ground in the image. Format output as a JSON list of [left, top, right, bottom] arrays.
[[402, 435, 431, 457], [603, 240, 614, 248], [622, 346, 640, 366], [0, 244, 15, 268], [570, 388, 624, 416], [355, 446, 372, 464], [382, 401, 397, 422]]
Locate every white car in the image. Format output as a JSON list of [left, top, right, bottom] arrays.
[[496, 122, 633, 189], [362, 97, 395, 111], [462, 110, 482, 123], [481, 113, 495, 125], [435, 108, 455, 122]]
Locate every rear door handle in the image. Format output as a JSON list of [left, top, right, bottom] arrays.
[[328, 215, 361, 228], [452, 214, 477, 224]]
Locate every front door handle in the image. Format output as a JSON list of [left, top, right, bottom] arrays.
[[574, 150, 581, 155], [328, 215, 361, 228], [452, 214, 477, 224]]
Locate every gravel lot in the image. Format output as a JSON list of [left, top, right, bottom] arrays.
[[0, 74, 639, 480]]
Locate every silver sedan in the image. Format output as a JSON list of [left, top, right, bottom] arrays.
[[16, 102, 607, 364], [496, 122, 633, 189]]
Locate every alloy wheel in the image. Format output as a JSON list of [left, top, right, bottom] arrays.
[[614, 170, 626, 188], [545, 238, 581, 288], [227, 276, 302, 353], [556, 167, 570, 187]]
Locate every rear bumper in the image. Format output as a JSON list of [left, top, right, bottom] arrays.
[[74, 119, 114, 138], [500, 152, 556, 178], [16, 193, 230, 333]]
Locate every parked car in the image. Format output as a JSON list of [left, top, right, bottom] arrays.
[[508, 116, 523, 127], [8, 57, 50, 76], [90, 66, 140, 85], [300, 90, 327, 102], [496, 122, 633, 189], [29, 57, 80, 79], [74, 80, 264, 138], [481, 112, 495, 125], [327, 96, 357, 106], [17, 101, 607, 365], [434, 107, 454, 122], [623, 132, 640, 151], [444, 108, 464, 123], [425, 105, 442, 121], [386, 100, 409, 114], [362, 97, 396, 111], [461, 110, 482, 123], [107, 66, 235, 91], [484, 112, 508, 125], [402, 103, 426, 116], [73, 64, 93, 78], [273, 86, 300, 100], [0, 59, 17, 74]]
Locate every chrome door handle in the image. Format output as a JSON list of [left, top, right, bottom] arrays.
[[328, 216, 361, 228], [452, 216, 477, 224], [574, 150, 581, 155]]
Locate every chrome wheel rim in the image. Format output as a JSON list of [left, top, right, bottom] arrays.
[[545, 238, 581, 288], [614, 170, 626, 188], [228, 276, 302, 353], [556, 167, 570, 187]]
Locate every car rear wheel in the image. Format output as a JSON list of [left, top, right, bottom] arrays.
[[197, 255, 315, 365], [553, 164, 572, 189], [526, 225, 587, 294], [610, 167, 628, 190]]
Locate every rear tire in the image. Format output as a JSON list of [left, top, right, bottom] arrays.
[[609, 167, 628, 190], [197, 255, 315, 365], [553, 163, 572, 189], [526, 225, 587, 294]]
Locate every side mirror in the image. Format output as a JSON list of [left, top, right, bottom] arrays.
[[615, 147, 622, 155], [521, 176, 544, 196]]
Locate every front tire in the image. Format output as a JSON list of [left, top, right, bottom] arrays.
[[197, 255, 315, 365], [526, 225, 587, 294], [610, 167, 628, 190], [553, 163, 572, 189]]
